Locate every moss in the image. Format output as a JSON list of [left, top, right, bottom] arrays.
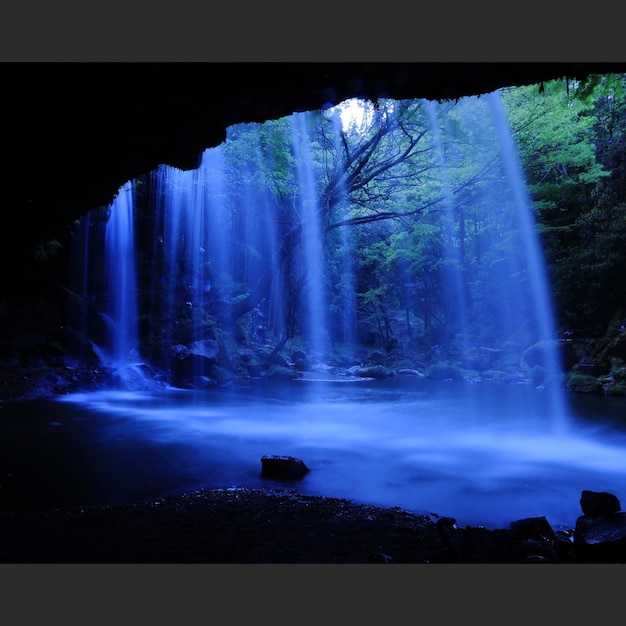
[[605, 382, 626, 396], [566, 373, 603, 394]]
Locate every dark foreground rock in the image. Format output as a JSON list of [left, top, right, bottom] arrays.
[[0, 486, 613, 564], [575, 513, 626, 563], [2, 486, 626, 563], [0, 488, 448, 564]]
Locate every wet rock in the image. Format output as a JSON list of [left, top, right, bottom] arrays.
[[291, 350, 308, 370], [510, 515, 556, 541], [356, 364, 393, 379], [188, 339, 219, 359], [458, 526, 516, 563], [574, 513, 626, 563], [396, 368, 424, 377], [510, 539, 560, 563], [461, 346, 502, 371], [260, 455, 311, 479], [507, 516, 576, 562], [265, 365, 299, 381]]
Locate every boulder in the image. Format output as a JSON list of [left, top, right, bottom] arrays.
[[580, 490, 621, 516], [510, 515, 557, 542], [507, 516, 565, 562], [260, 455, 311, 479], [291, 350, 308, 370], [574, 490, 625, 562]]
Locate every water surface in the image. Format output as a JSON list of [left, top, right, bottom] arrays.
[[2, 376, 625, 530]]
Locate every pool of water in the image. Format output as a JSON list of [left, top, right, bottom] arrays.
[[2, 375, 625, 530]]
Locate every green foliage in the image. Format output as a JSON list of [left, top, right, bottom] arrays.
[[571, 73, 626, 105], [501, 80, 609, 227], [497, 74, 626, 336], [605, 382, 626, 396], [565, 373, 603, 393]]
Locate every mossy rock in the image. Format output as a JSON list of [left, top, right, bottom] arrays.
[[356, 364, 393, 379], [426, 363, 463, 380], [605, 382, 626, 396], [481, 369, 516, 383], [523, 339, 577, 371], [566, 374, 603, 394], [265, 364, 299, 381]]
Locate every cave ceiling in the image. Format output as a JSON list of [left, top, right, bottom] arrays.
[[3, 62, 626, 277]]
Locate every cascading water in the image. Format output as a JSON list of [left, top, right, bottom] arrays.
[[291, 112, 329, 360], [424, 100, 471, 354], [104, 182, 139, 367], [486, 91, 569, 430], [328, 111, 357, 351], [70, 181, 144, 387]]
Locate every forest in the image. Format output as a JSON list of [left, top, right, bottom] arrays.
[[70, 72, 626, 394]]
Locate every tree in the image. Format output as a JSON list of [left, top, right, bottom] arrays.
[[501, 75, 626, 335]]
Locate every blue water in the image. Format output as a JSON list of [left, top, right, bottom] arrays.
[[2, 378, 625, 531]]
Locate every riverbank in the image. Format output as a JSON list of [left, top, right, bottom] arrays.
[[0, 486, 575, 564]]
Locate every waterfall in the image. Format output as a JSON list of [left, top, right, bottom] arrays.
[[291, 112, 329, 360], [71, 183, 138, 368], [150, 149, 231, 383], [424, 100, 471, 354], [486, 91, 569, 428], [103, 182, 139, 367], [69, 93, 570, 423]]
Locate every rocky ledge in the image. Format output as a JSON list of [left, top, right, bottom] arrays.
[[1, 486, 625, 564]]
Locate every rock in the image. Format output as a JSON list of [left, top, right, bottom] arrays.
[[356, 365, 392, 379], [291, 350, 308, 370], [580, 490, 621, 516], [566, 374, 604, 393], [461, 346, 501, 371], [522, 339, 565, 369], [265, 365, 299, 381], [510, 515, 556, 542], [508, 516, 561, 562], [574, 513, 626, 563], [188, 339, 219, 359], [260, 455, 311, 479], [510, 540, 560, 563], [396, 368, 424, 377]]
